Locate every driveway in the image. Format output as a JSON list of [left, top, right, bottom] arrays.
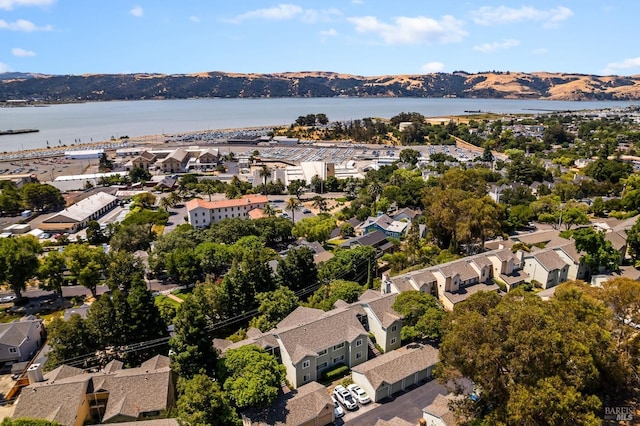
[[341, 379, 449, 425]]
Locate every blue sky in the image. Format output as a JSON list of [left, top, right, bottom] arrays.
[[0, 0, 636, 76]]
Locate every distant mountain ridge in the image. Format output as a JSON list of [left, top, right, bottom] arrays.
[[2, 71, 640, 101]]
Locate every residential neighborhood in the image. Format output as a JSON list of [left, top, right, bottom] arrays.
[[0, 108, 639, 425]]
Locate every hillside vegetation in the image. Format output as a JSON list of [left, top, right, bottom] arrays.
[[2, 71, 640, 102]]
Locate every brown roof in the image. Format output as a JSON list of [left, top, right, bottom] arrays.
[[443, 282, 500, 305], [605, 231, 627, 251], [276, 306, 324, 330], [13, 377, 90, 425], [101, 364, 172, 422], [489, 248, 519, 263], [553, 243, 582, 263], [439, 261, 477, 282], [423, 393, 464, 425], [276, 307, 368, 364], [243, 381, 333, 426], [107, 420, 179, 426], [364, 293, 402, 328], [358, 289, 383, 303], [14, 355, 173, 425], [375, 417, 415, 426], [529, 250, 568, 272], [352, 343, 439, 390]]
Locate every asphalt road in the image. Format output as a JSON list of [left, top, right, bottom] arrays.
[[342, 379, 449, 426]]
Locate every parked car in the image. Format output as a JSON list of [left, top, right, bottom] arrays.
[[331, 396, 345, 418], [302, 208, 311, 214], [347, 384, 371, 404], [333, 385, 358, 410], [0, 295, 16, 303]]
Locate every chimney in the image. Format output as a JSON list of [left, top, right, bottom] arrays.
[[27, 363, 44, 384]]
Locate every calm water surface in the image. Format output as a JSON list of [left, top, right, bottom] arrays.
[[0, 98, 636, 152]]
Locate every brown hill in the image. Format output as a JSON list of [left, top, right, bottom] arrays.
[[2, 71, 640, 101]]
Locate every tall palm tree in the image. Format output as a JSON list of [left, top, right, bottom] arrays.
[[259, 165, 272, 195], [263, 203, 276, 217], [286, 197, 302, 223], [368, 180, 383, 201], [312, 195, 328, 212]]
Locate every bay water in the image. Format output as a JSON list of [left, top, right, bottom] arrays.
[[0, 97, 636, 153]]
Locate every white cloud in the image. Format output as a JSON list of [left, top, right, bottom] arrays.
[[422, 62, 445, 73], [319, 27, 338, 42], [320, 28, 338, 37], [348, 15, 466, 45], [532, 47, 548, 55], [0, 0, 54, 10], [190, 16, 200, 23], [0, 62, 11, 72], [129, 6, 143, 17], [0, 18, 52, 31], [603, 57, 640, 75], [11, 47, 35, 56], [470, 5, 573, 28], [233, 4, 302, 22], [352, 0, 364, 4], [473, 39, 520, 53], [301, 8, 341, 24]]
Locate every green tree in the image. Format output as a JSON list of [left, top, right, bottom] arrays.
[[45, 314, 95, 370], [109, 223, 156, 252], [626, 217, 640, 264], [38, 250, 67, 297], [259, 165, 272, 195], [439, 288, 621, 425], [1, 419, 62, 426], [276, 247, 317, 292], [222, 345, 285, 409], [249, 286, 300, 332], [311, 195, 328, 212], [399, 148, 420, 166], [21, 182, 65, 212], [86, 220, 107, 244], [0, 236, 42, 300], [392, 291, 446, 341], [291, 215, 335, 243], [285, 197, 302, 223], [129, 166, 152, 183], [64, 244, 106, 297], [573, 227, 620, 273], [287, 179, 306, 200], [560, 205, 590, 230], [133, 192, 157, 209], [306, 279, 364, 311], [104, 250, 145, 293], [177, 374, 240, 426], [340, 222, 355, 238], [169, 294, 217, 379], [126, 279, 168, 364]]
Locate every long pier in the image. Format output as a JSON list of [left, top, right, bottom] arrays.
[[0, 129, 39, 136]]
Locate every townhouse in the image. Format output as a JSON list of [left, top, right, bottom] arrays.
[[213, 292, 403, 389]]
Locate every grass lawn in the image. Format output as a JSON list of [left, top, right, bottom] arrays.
[[0, 310, 22, 323], [40, 310, 64, 324], [152, 224, 165, 235], [171, 288, 192, 300], [155, 295, 181, 308]]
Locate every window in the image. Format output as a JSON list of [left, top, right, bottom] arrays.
[[317, 349, 327, 356], [302, 360, 310, 369], [391, 337, 397, 345], [391, 325, 397, 332], [356, 352, 362, 359], [332, 355, 344, 364], [333, 342, 344, 350], [317, 362, 328, 370], [302, 374, 310, 383], [356, 339, 363, 347], [8, 347, 17, 354]]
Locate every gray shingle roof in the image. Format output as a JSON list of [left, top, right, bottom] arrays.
[[352, 343, 439, 390], [276, 307, 367, 364], [364, 293, 401, 328], [375, 417, 414, 426], [243, 381, 333, 426], [423, 393, 464, 425], [0, 317, 41, 347], [443, 283, 500, 305], [14, 355, 173, 425], [530, 250, 568, 272], [276, 306, 324, 330]]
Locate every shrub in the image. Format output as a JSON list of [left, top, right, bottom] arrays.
[[322, 363, 349, 381]]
